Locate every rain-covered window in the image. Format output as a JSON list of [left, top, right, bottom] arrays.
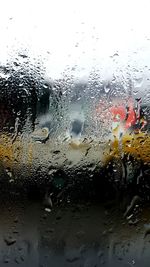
[[0, 0, 150, 266]]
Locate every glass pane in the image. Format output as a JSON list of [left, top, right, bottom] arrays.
[[0, 1, 150, 266]]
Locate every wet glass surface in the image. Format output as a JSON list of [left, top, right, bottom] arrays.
[[1, 197, 150, 267], [0, 0, 150, 266]]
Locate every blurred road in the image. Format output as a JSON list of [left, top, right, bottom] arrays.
[[0, 196, 150, 267]]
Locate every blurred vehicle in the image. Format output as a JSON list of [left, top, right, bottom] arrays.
[[110, 97, 148, 136], [0, 64, 62, 137], [95, 94, 149, 140]]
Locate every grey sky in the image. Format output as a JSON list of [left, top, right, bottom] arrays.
[[0, 0, 150, 88]]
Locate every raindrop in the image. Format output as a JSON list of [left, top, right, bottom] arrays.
[[144, 223, 150, 238], [14, 257, 21, 264], [48, 169, 57, 176], [124, 195, 141, 218], [65, 249, 80, 262], [52, 150, 60, 154], [46, 228, 54, 233], [4, 236, 16, 246], [20, 256, 25, 262], [5, 169, 12, 178], [97, 249, 104, 258], [104, 85, 110, 93], [18, 53, 28, 58], [111, 52, 119, 58], [134, 77, 143, 88], [44, 208, 51, 213], [75, 43, 79, 47], [128, 219, 139, 226], [43, 193, 53, 208], [31, 127, 49, 143], [3, 256, 10, 264]]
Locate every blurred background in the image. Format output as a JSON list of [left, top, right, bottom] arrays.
[[0, 1, 150, 266]]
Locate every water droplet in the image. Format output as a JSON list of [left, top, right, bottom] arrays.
[[134, 77, 143, 88], [45, 208, 51, 213], [3, 255, 10, 263], [43, 193, 53, 208], [5, 169, 12, 178], [97, 249, 104, 258], [4, 237, 16, 246], [14, 257, 20, 264], [48, 169, 57, 176], [104, 85, 110, 93], [31, 127, 49, 142], [66, 249, 80, 262], [52, 150, 60, 154]]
